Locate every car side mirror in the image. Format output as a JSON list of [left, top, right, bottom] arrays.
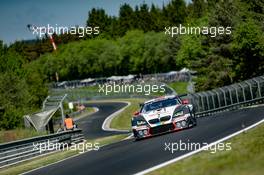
[[134, 111, 140, 116], [182, 99, 189, 104]]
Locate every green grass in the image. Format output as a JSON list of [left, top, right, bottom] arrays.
[[109, 98, 147, 130], [0, 128, 46, 144], [148, 123, 264, 175], [0, 134, 129, 175], [86, 107, 96, 113], [167, 82, 188, 95]]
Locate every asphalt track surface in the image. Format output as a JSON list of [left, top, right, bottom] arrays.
[[77, 102, 128, 139], [26, 104, 264, 175]]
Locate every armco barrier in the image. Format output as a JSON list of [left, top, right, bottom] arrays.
[[0, 129, 84, 168], [186, 76, 264, 117]]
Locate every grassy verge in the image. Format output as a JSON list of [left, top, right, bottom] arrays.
[[86, 107, 96, 113], [0, 134, 129, 175], [167, 82, 188, 95], [148, 122, 264, 175], [0, 129, 46, 144], [109, 98, 147, 130]]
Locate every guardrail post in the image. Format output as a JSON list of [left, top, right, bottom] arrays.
[[252, 78, 261, 98], [238, 83, 246, 102], [198, 93, 205, 112], [259, 76, 264, 97], [232, 85, 240, 103], [214, 90, 221, 107], [203, 92, 210, 110], [208, 91, 216, 109], [219, 88, 227, 106], [193, 94, 201, 112], [228, 87, 233, 104], [245, 81, 253, 100]]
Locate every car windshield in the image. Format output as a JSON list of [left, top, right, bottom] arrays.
[[141, 98, 179, 113]]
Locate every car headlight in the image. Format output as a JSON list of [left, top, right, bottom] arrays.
[[173, 107, 190, 118], [174, 111, 184, 117], [132, 117, 147, 127]]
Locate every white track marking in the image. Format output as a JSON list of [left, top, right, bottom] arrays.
[[135, 118, 264, 175], [101, 101, 131, 132], [20, 105, 264, 175]]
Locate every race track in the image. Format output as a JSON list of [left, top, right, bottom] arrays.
[[26, 104, 264, 175], [77, 102, 128, 139]]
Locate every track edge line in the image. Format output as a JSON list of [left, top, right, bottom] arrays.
[[135, 118, 264, 175]]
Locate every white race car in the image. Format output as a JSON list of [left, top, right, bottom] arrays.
[[131, 95, 196, 140]]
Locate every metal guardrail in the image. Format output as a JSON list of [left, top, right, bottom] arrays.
[[52, 76, 264, 118], [0, 129, 84, 168], [186, 75, 264, 117]]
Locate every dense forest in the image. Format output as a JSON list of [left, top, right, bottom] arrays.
[[0, 0, 263, 129]]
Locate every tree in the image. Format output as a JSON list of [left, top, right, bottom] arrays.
[[87, 8, 111, 36], [107, 16, 120, 38], [232, 19, 264, 80], [190, 0, 207, 18], [119, 4, 135, 36], [0, 72, 30, 129], [136, 3, 152, 32], [164, 0, 187, 25], [150, 4, 165, 32]]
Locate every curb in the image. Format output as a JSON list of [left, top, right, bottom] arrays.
[[101, 101, 131, 132]]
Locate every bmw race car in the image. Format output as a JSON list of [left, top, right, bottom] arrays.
[[131, 95, 196, 140]]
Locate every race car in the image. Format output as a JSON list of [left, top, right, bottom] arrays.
[[131, 95, 196, 140]]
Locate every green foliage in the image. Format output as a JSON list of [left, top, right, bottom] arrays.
[[87, 8, 111, 37], [232, 19, 264, 80], [184, 0, 264, 91], [176, 34, 205, 68], [7, 0, 189, 63], [0, 45, 48, 129], [0, 72, 29, 129], [1, 0, 264, 129], [119, 4, 136, 35], [164, 0, 187, 25], [36, 30, 177, 80], [167, 82, 188, 95]]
